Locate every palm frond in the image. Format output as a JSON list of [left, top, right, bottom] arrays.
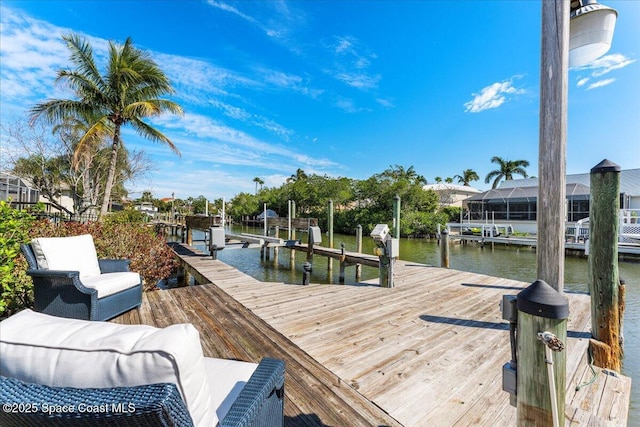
[[129, 118, 181, 156], [124, 99, 183, 119], [484, 170, 501, 184], [62, 33, 105, 91], [72, 117, 112, 168], [30, 99, 92, 125]]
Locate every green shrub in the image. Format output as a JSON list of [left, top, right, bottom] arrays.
[[103, 209, 148, 225], [0, 201, 35, 319], [29, 221, 176, 292], [441, 206, 462, 223]]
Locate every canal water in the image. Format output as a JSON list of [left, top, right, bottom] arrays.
[[183, 226, 639, 422]]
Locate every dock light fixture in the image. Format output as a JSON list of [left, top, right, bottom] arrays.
[[569, 0, 617, 67]]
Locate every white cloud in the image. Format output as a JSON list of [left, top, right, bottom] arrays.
[[574, 53, 635, 89], [0, 7, 69, 106], [587, 78, 615, 90], [206, 1, 265, 32], [205, 0, 306, 46], [464, 77, 526, 113], [255, 68, 322, 98], [334, 72, 381, 89], [326, 35, 380, 90], [152, 112, 337, 170], [376, 98, 395, 108], [576, 77, 590, 87], [576, 53, 635, 77]]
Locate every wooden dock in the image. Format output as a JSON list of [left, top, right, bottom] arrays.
[[113, 243, 631, 426], [447, 234, 640, 258]]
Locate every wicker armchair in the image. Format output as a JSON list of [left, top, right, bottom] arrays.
[[21, 234, 142, 321], [0, 310, 286, 427], [0, 358, 285, 427]]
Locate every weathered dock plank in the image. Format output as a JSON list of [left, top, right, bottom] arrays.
[[114, 243, 631, 426], [114, 247, 402, 426]]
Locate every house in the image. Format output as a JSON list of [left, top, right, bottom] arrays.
[[0, 172, 39, 206], [1, 171, 82, 215], [134, 201, 158, 217], [423, 183, 482, 208], [464, 168, 640, 233]]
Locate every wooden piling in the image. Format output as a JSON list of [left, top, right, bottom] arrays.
[[588, 160, 623, 371], [516, 280, 569, 427], [289, 200, 296, 263], [307, 226, 315, 262], [355, 225, 363, 281], [393, 195, 401, 239], [263, 203, 267, 236], [440, 229, 450, 269], [327, 200, 334, 272], [339, 243, 346, 284], [521, 1, 569, 425], [273, 226, 279, 263]]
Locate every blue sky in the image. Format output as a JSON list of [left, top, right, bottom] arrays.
[[1, 0, 639, 201]]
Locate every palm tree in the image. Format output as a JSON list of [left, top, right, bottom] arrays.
[[286, 168, 308, 183], [253, 177, 264, 194], [454, 169, 480, 186], [381, 165, 427, 186], [484, 156, 530, 189], [31, 34, 183, 218]]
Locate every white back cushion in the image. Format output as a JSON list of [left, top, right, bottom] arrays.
[[31, 234, 101, 278], [0, 310, 217, 427]]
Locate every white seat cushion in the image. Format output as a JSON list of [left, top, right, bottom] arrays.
[[82, 272, 141, 298], [30, 234, 101, 279], [0, 310, 217, 427], [203, 358, 258, 422]]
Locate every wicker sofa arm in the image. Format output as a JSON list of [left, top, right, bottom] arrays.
[[0, 376, 194, 427], [99, 259, 132, 274], [220, 358, 285, 427]]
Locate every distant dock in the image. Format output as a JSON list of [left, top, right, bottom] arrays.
[[114, 243, 631, 426], [448, 233, 640, 259]]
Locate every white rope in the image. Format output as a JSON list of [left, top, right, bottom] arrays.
[[538, 331, 565, 427]]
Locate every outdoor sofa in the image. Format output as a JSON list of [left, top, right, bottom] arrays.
[[21, 234, 142, 321], [0, 309, 286, 426]]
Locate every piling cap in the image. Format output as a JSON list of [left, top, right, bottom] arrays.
[[591, 159, 621, 174], [516, 280, 569, 320]]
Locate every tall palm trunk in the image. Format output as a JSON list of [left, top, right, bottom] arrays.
[[99, 124, 121, 218]]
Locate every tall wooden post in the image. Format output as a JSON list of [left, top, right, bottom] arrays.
[[393, 195, 401, 239], [440, 229, 450, 269], [588, 159, 622, 370], [327, 200, 334, 272], [537, 0, 568, 293], [290, 200, 296, 264], [273, 226, 279, 264], [355, 225, 363, 281], [520, 1, 569, 425], [263, 203, 268, 236], [339, 243, 346, 284]]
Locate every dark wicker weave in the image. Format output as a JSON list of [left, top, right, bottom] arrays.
[[0, 377, 193, 427], [21, 243, 142, 321], [220, 358, 285, 427], [0, 358, 285, 427]]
